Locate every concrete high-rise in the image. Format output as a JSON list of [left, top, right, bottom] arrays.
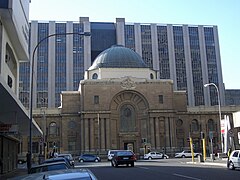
[[19, 17, 225, 109]]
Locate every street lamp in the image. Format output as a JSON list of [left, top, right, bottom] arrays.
[[28, 31, 91, 171], [204, 83, 223, 154]]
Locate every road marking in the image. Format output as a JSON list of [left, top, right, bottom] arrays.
[[173, 173, 202, 180], [138, 167, 149, 170]]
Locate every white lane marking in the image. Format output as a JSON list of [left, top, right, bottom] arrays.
[[173, 173, 202, 180], [138, 167, 150, 170]]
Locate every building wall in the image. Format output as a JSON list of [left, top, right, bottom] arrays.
[[225, 89, 240, 105], [23, 78, 239, 159], [19, 18, 225, 109], [0, 0, 31, 174]]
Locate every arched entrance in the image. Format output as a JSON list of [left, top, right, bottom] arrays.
[[109, 90, 149, 153]]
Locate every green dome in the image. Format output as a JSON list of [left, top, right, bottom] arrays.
[[89, 45, 147, 70]]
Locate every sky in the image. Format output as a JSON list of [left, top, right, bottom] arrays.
[[29, 0, 240, 89]]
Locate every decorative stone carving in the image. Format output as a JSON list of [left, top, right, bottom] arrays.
[[121, 77, 136, 89]]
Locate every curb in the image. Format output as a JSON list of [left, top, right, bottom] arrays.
[[186, 161, 227, 167]]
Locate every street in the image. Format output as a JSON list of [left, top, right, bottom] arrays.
[[75, 159, 240, 180]]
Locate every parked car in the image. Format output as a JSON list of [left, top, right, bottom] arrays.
[[174, 150, 201, 158], [107, 150, 118, 161], [144, 152, 169, 160], [79, 154, 101, 162], [29, 161, 70, 174], [42, 157, 73, 168], [57, 153, 74, 166], [111, 150, 136, 167], [15, 169, 97, 180], [17, 153, 27, 164], [227, 150, 240, 170]]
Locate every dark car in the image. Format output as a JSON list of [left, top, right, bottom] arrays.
[[79, 154, 101, 162], [29, 161, 70, 174], [43, 157, 73, 168], [111, 150, 136, 167]]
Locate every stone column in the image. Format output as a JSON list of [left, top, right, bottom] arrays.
[[155, 117, 160, 149], [149, 117, 155, 148]]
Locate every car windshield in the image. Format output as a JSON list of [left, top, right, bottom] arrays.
[[117, 151, 133, 156]]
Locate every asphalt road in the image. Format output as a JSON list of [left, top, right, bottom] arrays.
[[76, 159, 240, 180]]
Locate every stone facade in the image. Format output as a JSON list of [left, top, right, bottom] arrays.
[[28, 77, 240, 158]]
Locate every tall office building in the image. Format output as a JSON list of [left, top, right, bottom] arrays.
[[19, 17, 225, 109]]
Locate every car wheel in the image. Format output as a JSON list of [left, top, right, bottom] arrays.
[[148, 157, 152, 160], [181, 155, 186, 158], [163, 156, 167, 159], [79, 159, 84, 163], [113, 161, 118, 167], [95, 159, 99, 162], [228, 162, 235, 170]]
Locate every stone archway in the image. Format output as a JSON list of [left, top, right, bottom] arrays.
[[109, 90, 149, 153]]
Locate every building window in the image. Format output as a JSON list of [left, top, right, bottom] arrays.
[[159, 95, 163, 104], [49, 122, 57, 135], [176, 119, 183, 127], [191, 119, 199, 132], [208, 119, 215, 131], [7, 75, 13, 88], [94, 95, 99, 104], [120, 104, 136, 132], [68, 120, 76, 129], [92, 73, 98, 79], [68, 139, 76, 151], [150, 73, 154, 79]]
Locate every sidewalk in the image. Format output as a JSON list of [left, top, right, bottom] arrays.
[[186, 157, 228, 167]]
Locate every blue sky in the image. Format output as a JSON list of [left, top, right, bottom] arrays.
[[29, 0, 240, 89]]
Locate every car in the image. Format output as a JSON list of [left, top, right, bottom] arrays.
[[79, 154, 101, 162], [107, 150, 118, 161], [144, 152, 169, 160], [42, 157, 73, 168], [174, 150, 201, 158], [17, 152, 27, 164], [111, 150, 136, 167], [14, 169, 98, 180], [227, 150, 240, 170], [57, 153, 74, 166], [29, 161, 70, 174]]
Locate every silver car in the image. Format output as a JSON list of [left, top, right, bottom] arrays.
[[144, 152, 169, 159], [14, 169, 97, 180], [175, 150, 201, 158], [227, 150, 240, 170]]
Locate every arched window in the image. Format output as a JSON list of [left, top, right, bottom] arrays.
[[208, 119, 215, 131], [120, 104, 136, 132], [49, 122, 57, 135], [92, 73, 98, 79], [150, 73, 154, 79], [176, 119, 183, 127], [191, 119, 199, 132]]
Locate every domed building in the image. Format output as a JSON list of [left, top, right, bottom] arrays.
[[59, 45, 188, 155], [29, 45, 226, 159]]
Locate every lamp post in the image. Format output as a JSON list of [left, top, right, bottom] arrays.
[[204, 83, 223, 154], [28, 31, 90, 171]]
